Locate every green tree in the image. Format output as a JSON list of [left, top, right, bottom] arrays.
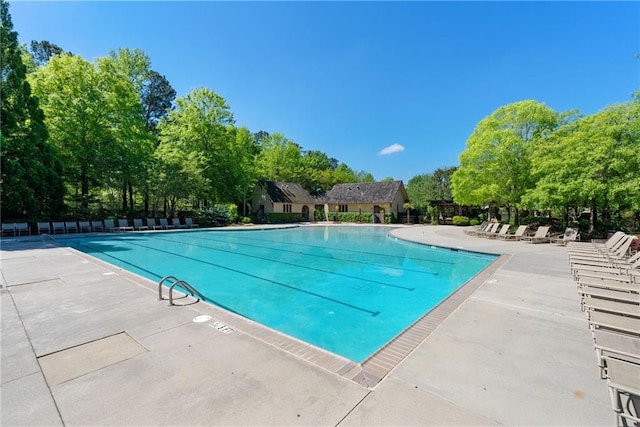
[[1, 0, 64, 220], [255, 133, 304, 183], [29, 39, 68, 66], [98, 49, 155, 214], [524, 100, 640, 232], [229, 127, 259, 216], [452, 100, 558, 223], [30, 52, 150, 216], [155, 87, 236, 208], [142, 70, 176, 134]]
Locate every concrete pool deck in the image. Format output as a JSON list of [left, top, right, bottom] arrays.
[[1, 224, 612, 425]]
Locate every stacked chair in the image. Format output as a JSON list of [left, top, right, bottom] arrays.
[[567, 232, 640, 426]]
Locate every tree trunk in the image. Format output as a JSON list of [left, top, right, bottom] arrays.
[[122, 182, 127, 214], [589, 200, 597, 234], [128, 181, 134, 215], [80, 167, 89, 213]]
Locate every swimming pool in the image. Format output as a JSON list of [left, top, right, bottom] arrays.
[[67, 226, 497, 362]]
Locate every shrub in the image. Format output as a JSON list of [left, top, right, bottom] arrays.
[[452, 216, 470, 226], [470, 219, 480, 226], [266, 213, 302, 223], [241, 216, 252, 224], [196, 204, 236, 227]]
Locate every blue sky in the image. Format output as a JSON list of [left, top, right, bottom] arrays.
[[11, 1, 640, 183]]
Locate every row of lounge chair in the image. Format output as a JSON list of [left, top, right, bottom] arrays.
[[2, 218, 199, 236], [568, 231, 640, 425], [1, 222, 31, 236], [465, 221, 580, 244]]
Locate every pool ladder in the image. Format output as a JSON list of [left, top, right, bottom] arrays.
[[158, 276, 206, 306]]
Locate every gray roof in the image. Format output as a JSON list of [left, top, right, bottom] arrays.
[[323, 181, 408, 204], [258, 181, 316, 204]]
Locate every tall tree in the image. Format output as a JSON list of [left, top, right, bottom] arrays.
[[452, 100, 557, 222], [30, 52, 149, 216], [155, 87, 236, 207], [29, 39, 68, 66], [98, 49, 155, 214], [141, 70, 176, 134], [1, 0, 64, 220], [255, 133, 304, 183]]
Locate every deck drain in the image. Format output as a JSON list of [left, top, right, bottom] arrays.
[[192, 315, 211, 323], [210, 321, 234, 334]]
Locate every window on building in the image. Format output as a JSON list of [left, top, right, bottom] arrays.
[[339, 204, 348, 212], [283, 204, 292, 213]]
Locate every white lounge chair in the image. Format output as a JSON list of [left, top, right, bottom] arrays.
[[117, 219, 133, 232], [147, 218, 162, 230], [478, 222, 500, 238], [488, 224, 511, 239], [521, 226, 551, 243], [52, 222, 65, 234], [550, 227, 579, 245], [37, 222, 51, 235], [133, 218, 148, 231], [497, 225, 528, 241], [185, 218, 199, 229], [103, 219, 115, 232], [172, 218, 187, 229], [13, 223, 29, 236], [1, 223, 16, 236], [159, 218, 173, 230]]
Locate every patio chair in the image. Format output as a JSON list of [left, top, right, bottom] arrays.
[[550, 227, 579, 246], [185, 218, 199, 229], [103, 219, 115, 232], [65, 221, 78, 233], [91, 220, 104, 232], [578, 285, 640, 311], [133, 218, 148, 231], [172, 218, 187, 229], [52, 222, 66, 234], [147, 218, 163, 230], [600, 361, 640, 427], [588, 310, 640, 335], [37, 222, 51, 235], [567, 231, 626, 255], [521, 226, 551, 243], [583, 297, 640, 320], [570, 235, 637, 268], [13, 223, 30, 236], [117, 219, 133, 232], [464, 221, 488, 236], [78, 221, 92, 233], [159, 218, 173, 230], [488, 224, 511, 239], [478, 222, 500, 238], [497, 225, 528, 241], [2, 223, 16, 236], [574, 257, 640, 287], [602, 355, 640, 427], [592, 329, 640, 379]]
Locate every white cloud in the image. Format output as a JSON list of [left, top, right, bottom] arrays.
[[378, 143, 405, 156]]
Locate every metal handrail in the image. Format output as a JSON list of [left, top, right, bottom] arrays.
[[158, 275, 180, 300], [40, 233, 58, 243], [169, 280, 206, 306], [158, 275, 205, 306]]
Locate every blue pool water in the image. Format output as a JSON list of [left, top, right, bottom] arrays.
[[67, 226, 496, 361]]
